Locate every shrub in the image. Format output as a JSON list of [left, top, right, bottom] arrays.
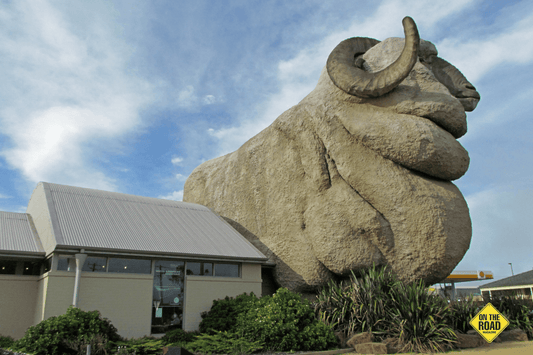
[[447, 298, 479, 334], [186, 331, 264, 355], [315, 264, 398, 340], [12, 306, 120, 355], [63, 333, 110, 355], [109, 337, 164, 355], [388, 279, 456, 353], [490, 297, 533, 340], [0, 349, 27, 355], [199, 292, 259, 333], [0, 335, 15, 349], [236, 288, 337, 352], [161, 328, 199, 345], [316, 265, 460, 352]]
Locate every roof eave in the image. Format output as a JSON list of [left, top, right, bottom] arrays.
[[52, 245, 269, 263], [0, 250, 46, 259]]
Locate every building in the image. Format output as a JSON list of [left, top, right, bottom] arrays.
[[0, 182, 268, 339], [436, 270, 493, 300], [480, 269, 533, 300]]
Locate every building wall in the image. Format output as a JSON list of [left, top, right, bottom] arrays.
[[26, 184, 56, 254], [40, 272, 76, 320], [33, 271, 152, 339], [77, 273, 153, 339], [481, 285, 533, 300], [0, 275, 39, 339], [1, 262, 263, 339], [34, 273, 48, 324], [183, 263, 262, 331]]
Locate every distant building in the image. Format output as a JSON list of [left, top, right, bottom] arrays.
[[480, 270, 533, 300], [437, 270, 493, 300], [455, 287, 482, 301], [0, 182, 268, 339]]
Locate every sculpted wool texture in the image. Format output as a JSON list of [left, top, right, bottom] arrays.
[[184, 17, 481, 292]]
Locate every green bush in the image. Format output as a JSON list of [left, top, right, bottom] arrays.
[[12, 306, 120, 355], [236, 288, 337, 352], [447, 298, 479, 334], [490, 297, 533, 340], [0, 335, 15, 349], [388, 279, 456, 353], [199, 292, 259, 333], [110, 337, 165, 355], [186, 331, 264, 355], [316, 265, 458, 352], [315, 265, 398, 340], [63, 333, 110, 355], [161, 328, 199, 345]]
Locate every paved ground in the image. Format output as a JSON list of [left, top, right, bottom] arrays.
[[339, 340, 533, 354], [449, 341, 533, 354]]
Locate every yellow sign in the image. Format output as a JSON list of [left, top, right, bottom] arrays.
[[469, 303, 509, 343]]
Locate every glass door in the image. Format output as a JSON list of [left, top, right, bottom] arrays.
[[152, 260, 185, 334]]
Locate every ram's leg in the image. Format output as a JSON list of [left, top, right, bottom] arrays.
[[306, 105, 471, 284], [303, 152, 394, 276]]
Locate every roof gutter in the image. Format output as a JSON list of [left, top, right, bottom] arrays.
[[0, 252, 46, 259], [53, 247, 269, 264]]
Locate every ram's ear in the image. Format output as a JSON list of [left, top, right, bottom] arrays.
[[327, 16, 419, 98]]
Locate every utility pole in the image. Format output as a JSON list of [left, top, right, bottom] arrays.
[[508, 263, 514, 276]]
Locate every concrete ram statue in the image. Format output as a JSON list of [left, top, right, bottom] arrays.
[[184, 17, 480, 292]]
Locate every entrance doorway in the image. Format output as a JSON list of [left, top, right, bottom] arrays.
[[151, 260, 185, 334]]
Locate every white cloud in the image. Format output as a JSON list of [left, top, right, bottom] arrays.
[[177, 86, 198, 108], [0, 2, 152, 191], [0, 194, 10, 199], [171, 157, 184, 165], [203, 95, 216, 105], [175, 174, 186, 181], [176, 88, 222, 108], [159, 190, 183, 201], [435, 12, 533, 83]]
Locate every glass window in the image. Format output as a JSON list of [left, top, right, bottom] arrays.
[[152, 260, 185, 334], [23, 261, 42, 275], [108, 258, 151, 274], [214, 263, 239, 277], [0, 260, 17, 275], [153, 261, 185, 306], [82, 257, 107, 272], [186, 262, 212, 276], [57, 257, 76, 272], [42, 258, 51, 274]]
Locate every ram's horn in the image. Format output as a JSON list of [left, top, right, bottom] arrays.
[[327, 16, 420, 98]]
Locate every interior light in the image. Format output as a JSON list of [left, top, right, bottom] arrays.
[[124, 266, 127, 269]]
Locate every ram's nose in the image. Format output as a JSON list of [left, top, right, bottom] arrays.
[[456, 84, 481, 112]]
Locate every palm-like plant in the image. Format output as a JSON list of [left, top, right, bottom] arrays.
[[447, 297, 479, 334], [387, 279, 456, 353], [315, 265, 398, 340]]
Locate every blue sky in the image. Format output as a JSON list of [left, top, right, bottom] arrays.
[[1, 0, 532, 286]]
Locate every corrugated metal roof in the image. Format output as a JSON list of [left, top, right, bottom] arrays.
[[39, 182, 266, 261], [0, 212, 45, 255], [480, 270, 533, 290]]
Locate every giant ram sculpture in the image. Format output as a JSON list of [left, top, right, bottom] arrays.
[[184, 17, 481, 292]]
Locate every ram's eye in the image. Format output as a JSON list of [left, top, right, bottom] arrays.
[[419, 55, 434, 64]]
